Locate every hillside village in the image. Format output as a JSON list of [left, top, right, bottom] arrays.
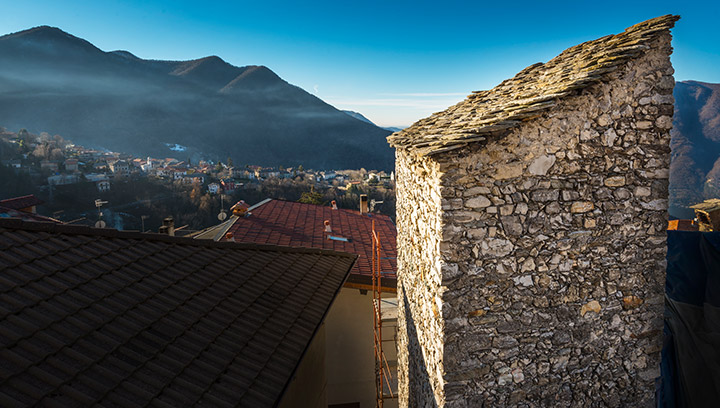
[[0, 127, 395, 230]]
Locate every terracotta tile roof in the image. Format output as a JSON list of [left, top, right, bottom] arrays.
[[0, 218, 355, 407], [0, 195, 44, 211], [222, 199, 397, 287], [387, 15, 680, 156]]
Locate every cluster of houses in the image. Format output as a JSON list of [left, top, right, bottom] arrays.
[[2, 136, 394, 198]]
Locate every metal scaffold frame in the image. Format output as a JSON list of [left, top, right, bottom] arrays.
[[372, 220, 394, 408]]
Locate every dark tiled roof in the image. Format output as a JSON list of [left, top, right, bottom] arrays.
[[0, 218, 355, 407], [221, 200, 397, 286], [387, 15, 679, 156], [0, 195, 44, 211]]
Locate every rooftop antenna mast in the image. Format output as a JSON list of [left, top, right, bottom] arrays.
[[94, 199, 108, 228], [218, 193, 227, 221]]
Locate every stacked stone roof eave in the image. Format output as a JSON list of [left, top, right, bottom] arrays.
[[387, 14, 680, 157]]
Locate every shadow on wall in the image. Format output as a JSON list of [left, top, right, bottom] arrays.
[[403, 291, 439, 408]]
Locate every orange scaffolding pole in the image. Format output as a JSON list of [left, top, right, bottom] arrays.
[[372, 219, 394, 408]]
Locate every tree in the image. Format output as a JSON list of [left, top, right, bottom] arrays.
[[227, 157, 233, 167], [298, 187, 324, 205]]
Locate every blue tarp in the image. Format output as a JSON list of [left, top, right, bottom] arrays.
[[658, 231, 720, 407]]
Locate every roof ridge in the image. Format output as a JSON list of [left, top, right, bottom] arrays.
[[0, 217, 358, 259], [267, 197, 394, 218]]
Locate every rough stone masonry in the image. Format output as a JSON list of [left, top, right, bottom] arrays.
[[388, 15, 679, 407]]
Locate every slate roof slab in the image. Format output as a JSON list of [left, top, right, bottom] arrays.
[[387, 15, 680, 156]]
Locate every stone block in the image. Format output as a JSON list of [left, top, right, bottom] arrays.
[[466, 196, 491, 208], [528, 154, 556, 176], [604, 176, 626, 187], [571, 201, 594, 213]]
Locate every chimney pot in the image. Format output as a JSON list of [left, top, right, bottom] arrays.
[[359, 194, 368, 214], [324, 220, 332, 232], [163, 217, 175, 236], [331, 200, 338, 210]]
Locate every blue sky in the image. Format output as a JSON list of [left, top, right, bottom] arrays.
[[1, 0, 718, 127]]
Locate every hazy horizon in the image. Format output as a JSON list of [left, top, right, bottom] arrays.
[[1, 1, 718, 127]]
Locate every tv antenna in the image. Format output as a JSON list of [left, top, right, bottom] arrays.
[[95, 199, 108, 228], [218, 193, 227, 221]]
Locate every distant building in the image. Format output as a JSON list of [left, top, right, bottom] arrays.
[[96, 179, 111, 192], [1, 159, 21, 169], [172, 167, 188, 180], [154, 167, 171, 177], [48, 174, 80, 186], [220, 179, 238, 193], [141, 157, 154, 172], [93, 161, 108, 171], [108, 160, 129, 176], [64, 158, 79, 172], [40, 160, 59, 172], [207, 182, 221, 194], [84, 173, 109, 182], [255, 168, 280, 179], [232, 168, 255, 179], [182, 174, 205, 185]]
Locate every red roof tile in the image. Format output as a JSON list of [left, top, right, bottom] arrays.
[[224, 200, 397, 286]]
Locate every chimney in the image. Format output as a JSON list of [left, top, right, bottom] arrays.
[[324, 220, 332, 233], [225, 232, 235, 242], [162, 217, 175, 236], [359, 194, 368, 214], [331, 200, 338, 210]]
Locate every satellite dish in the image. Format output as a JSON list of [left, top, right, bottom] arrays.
[[95, 220, 106, 228], [218, 211, 228, 221]]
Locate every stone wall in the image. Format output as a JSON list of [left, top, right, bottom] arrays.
[[395, 150, 445, 407], [395, 32, 674, 407]]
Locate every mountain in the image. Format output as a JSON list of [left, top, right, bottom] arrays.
[[670, 81, 720, 217], [342, 110, 374, 125], [342, 110, 405, 133], [0, 26, 393, 170]]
